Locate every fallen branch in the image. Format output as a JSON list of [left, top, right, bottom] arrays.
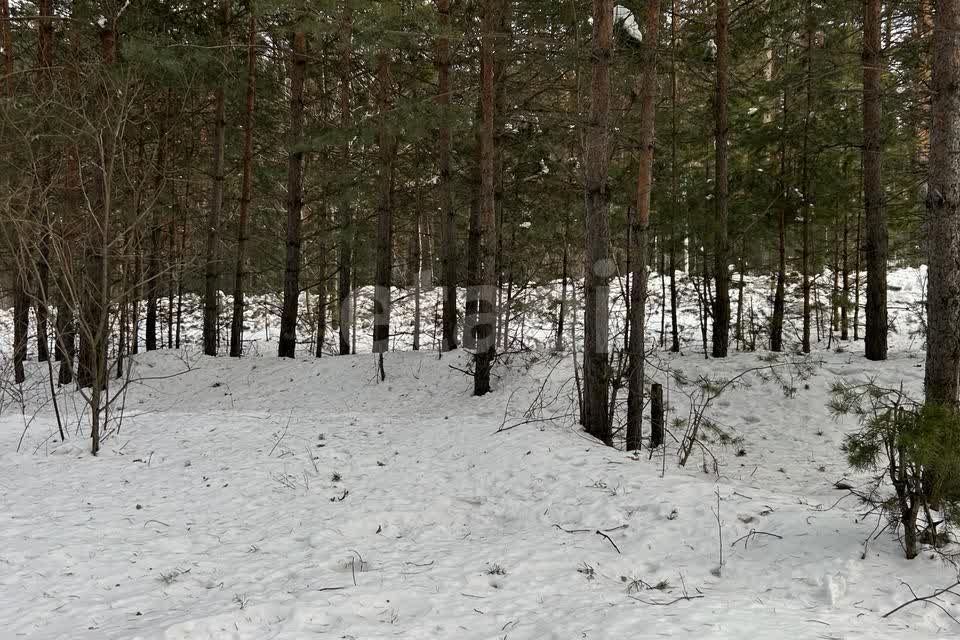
[[730, 529, 783, 549], [883, 579, 960, 624], [629, 594, 704, 606], [596, 530, 621, 554]]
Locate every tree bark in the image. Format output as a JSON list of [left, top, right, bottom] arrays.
[[278, 29, 307, 359], [669, 0, 680, 354], [863, 0, 888, 360], [464, 96, 482, 351], [771, 62, 788, 352], [373, 50, 397, 361], [437, 0, 459, 352], [473, 0, 501, 396], [841, 203, 850, 340], [203, 0, 231, 357], [924, 0, 960, 405], [337, 3, 353, 356], [650, 382, 664, 449], [34, 0, 54, 363], [555, 214, 570, 352], [13, 276, 28, 384], [230, 13, 257, 358], [711, 0, 730, 358], [78, 20, 118, 455], [800, 3, 815, 354], [56, 147, 81, 385], [627, 0, 660, 453], [146, 99, 169, 352], [583, 0, 613, 442], [0, 0, 12, 96]]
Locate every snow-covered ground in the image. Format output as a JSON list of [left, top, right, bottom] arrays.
[[2, 267, 957, 639]]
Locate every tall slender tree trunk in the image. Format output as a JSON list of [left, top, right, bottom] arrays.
[[583, 0, 613, 442], [413, 209, 423, 351], [627, 0, 660, 453], [57, 148, 80, 385], [437, 0, 459, 352], [924, 0, 960, 405], [79, 20, 118, 455], [556, 214, 569, 352], [916, 0, 934, 167], [771, 63, 789, 352], [669, 0, 681, 354], [34, 0, 54, 363], [854, 189, 863, 340], [337, 3, 353, 356], [146, 100, 169, 352], [0, 4, 14, 383], [230, 13, 257, 358], [316, 206, 328, 358], [175, 200, 186, 349], [13, 275, 28, 384], [711, 0, 730, 358], [0, 0, 11, 95], [473, 0, 502, 396], [800, 3, 815, 354], [863, 0, 888, 360], [203, 0, 231, 357], [373, 50, 397, 366], [278, 29, 307, 359], [464, 96, 482, 351], [841, 204, 850, 340]]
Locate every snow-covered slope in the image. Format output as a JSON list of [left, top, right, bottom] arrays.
[[0, 265, 951, 638], [1, 329, 957, 638]]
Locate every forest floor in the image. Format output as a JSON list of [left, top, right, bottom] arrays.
[[2, 267, 959, 639]]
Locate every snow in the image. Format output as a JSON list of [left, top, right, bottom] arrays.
[[614, 5, 643, 43], [0, 267, 955, 638]]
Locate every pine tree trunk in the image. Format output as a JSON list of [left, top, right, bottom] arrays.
[[841, 205, 850, 341], [203, 0, 231, 357], [556, 216, 569, 352], [669, 0, 680, 354], [278, 29, 307, 359], [34, 0, 54, 363], [916, 0, 934, 167], [56, 148, 81, 385], [924, 0, 960, 405], [863, 0, 888, 360], [175, 204, 185, 349], [230, 13, 257, 358], [854, 195, 862, 341], [650, 382, 664, 449], [0, 11, 21, 376], [337, 3, 353, 357], [437, 0, 459, 352], [316, 238, 327, 357], [0, 0, 12, 95], [800, 4, 815, 354], [583, 0, 613, 442], [146, 101, 168, 353], [464, 96, 482, 351], [13, 275, 28, 384], [473, 0, 502, 396], [771, 70, 788, 353], [711, 0, 731, 358], [373, 50, 397, 361], [627, 0, 660, 453]]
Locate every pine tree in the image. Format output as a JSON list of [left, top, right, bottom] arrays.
[[924, 0, 960, 405], [583, 0, 613, 443], [863, 0, 888, 361]]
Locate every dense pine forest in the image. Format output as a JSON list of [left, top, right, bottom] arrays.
[[2, 1, 960, 638]]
